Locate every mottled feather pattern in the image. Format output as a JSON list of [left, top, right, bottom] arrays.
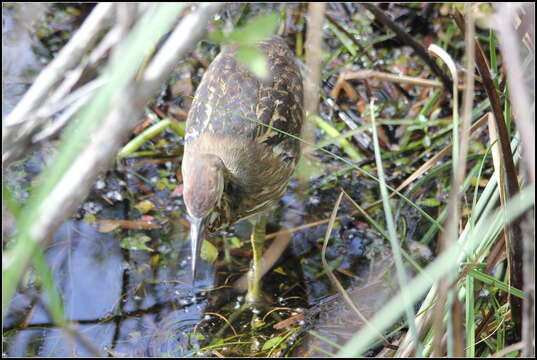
[[185, 37, 303, 151], [183, 37, 304, 233]]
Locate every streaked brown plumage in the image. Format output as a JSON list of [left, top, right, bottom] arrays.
[[182, 36, 303, 282]]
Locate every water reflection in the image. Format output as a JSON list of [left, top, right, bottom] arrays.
[[4, 219, 213, 356]]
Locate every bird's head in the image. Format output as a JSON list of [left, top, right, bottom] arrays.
[[181, 153, 225, 282]]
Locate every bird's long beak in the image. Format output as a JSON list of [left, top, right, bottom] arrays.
[[190, 216, 206, 284]]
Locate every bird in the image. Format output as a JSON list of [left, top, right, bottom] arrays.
[[181, 36, 303, 302]]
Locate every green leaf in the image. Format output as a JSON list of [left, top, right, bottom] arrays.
[[156, 177, 169, 190], [235, 46, 269, 80], [230, 236, 241, 248], [134, 200, 155, 214], [120, 234, 154, 252], [228, 12, 279, 46], [262, 336, 284, 351], [252, 317, 265, 329], [201, 239, 218, 265], [418, 198, 441, 207]]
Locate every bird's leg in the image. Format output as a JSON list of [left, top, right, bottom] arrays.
[[246, 213, 267, 304]]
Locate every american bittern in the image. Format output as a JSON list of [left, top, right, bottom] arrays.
[[182, 36, 303, 302]]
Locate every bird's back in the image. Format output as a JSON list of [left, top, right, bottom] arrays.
[[185, 37, 302, 150], [183, 37, 303, 230]]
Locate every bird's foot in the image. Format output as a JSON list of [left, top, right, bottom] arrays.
[[245, 293, 272, 329], [211, 295, 278, 340], [235, 297, 277, 330]]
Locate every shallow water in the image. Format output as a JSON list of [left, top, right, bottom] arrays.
[[3, 144, 394, 357], [3, 216, 212, 357]]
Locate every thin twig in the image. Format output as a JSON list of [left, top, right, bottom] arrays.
[[2, 3, 114, 166], [334, 70, 455, 91]]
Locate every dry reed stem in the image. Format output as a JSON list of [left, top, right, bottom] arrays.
[[302, 2, 325, 153]]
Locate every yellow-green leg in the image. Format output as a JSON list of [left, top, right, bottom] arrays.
[[212, 214, 283, 334], [246, 214, 267, 303]]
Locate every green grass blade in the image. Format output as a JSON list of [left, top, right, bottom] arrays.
[[469, 269, 524, 299], [117, 118, 184, 159], [370, 100, 422, 356], [312, 114, 363, 161], [337, 185, 534, 356], [465, 272, 475, 357]]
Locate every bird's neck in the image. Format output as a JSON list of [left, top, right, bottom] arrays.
[[205, 187, 232, 233]]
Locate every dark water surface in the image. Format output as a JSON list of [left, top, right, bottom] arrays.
[[3, 151, 400, 357], [3, 201, 212, 356]]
